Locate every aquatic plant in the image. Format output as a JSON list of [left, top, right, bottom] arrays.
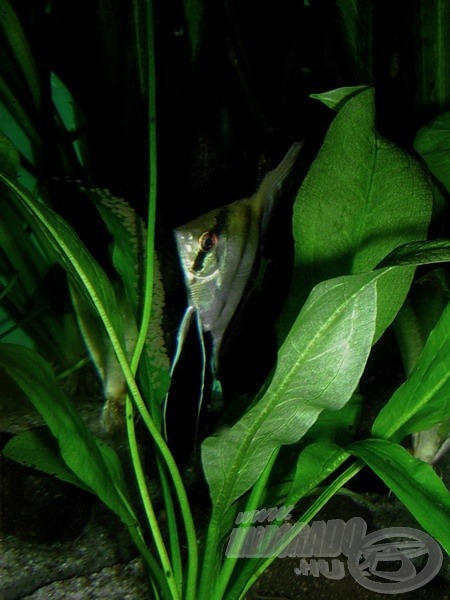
[[1, 2, 449, 598]]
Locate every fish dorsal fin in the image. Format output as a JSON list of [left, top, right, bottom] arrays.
[[250, 142, 303, 235]]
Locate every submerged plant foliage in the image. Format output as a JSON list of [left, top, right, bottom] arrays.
[[0, 2, 449, 599]]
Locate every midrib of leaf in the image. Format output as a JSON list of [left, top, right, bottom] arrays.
[[352, 131, 379, 270], [211, 270, 384, 515]]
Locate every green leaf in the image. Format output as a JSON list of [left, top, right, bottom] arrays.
[[182, 0, 206, 62], [73, 188, 170, 424], [350, 439, 450, 554], [0, 186, 84, 364], [304, 392, 364, 446], [66, 188, 146, 427], [310, 85, 368, 111], [335, 2, 375, 82], [0, 172, 125, 346], [51, 71, 87, 168], [69, 283, 129, 430], [285, 442, 349, 506], [3, 428, 92, 493], [378, 239, 450, 268], [413, 3, 450, 115], [51, 72, 82, 135], [0, 130, 19, 174], [0, 77, 39, 164], [0, 189, 47, 299], [0, 0, 42, 110], [0, 130, 42, 277], [0, 343, 138, 528], [372, 300, 450, 442], [414, 111, 450, 192], [202, 270, 381, 512], [282, 87, 432, 342], [81, 188, 146, 317]]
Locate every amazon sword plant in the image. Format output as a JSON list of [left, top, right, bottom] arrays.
[[0, 3, 449, 599], [2, 84, 450, 599]]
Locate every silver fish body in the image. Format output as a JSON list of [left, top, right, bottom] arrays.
[[174, 142, 301, 361]]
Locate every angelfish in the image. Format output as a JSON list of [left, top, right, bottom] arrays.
[[174, 142, 302, 366]]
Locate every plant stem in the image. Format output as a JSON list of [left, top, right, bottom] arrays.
[[130, 0, 157, 375], [156, 456, 184, 592], [55, 356, 91, 380], [236, 459, 365, 599], [127, 518, 172, 599], [307, 485, 378, 511], [130, 1, 199, 597], [126, 397, 180, 600], [213, 448, 280, 600]]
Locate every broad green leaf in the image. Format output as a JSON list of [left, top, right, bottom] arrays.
[[372, 300, 450, 442], [0, 0, 42, 110], [378, 239, 450, 268], [350, 439, 450, 554], [285, 442, 349, 506], [0, 343, 138, 527], [202, 270, 381, 512], [4, 429, 139, 511], [282, 87, 432, 342], [414, 111, 450, 192], [3, 428, 92, 492]]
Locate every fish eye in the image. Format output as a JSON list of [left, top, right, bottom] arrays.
[[198, 231, 218, 252]]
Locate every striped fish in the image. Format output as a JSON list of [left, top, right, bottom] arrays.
[[174, 142, 302, 366]]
